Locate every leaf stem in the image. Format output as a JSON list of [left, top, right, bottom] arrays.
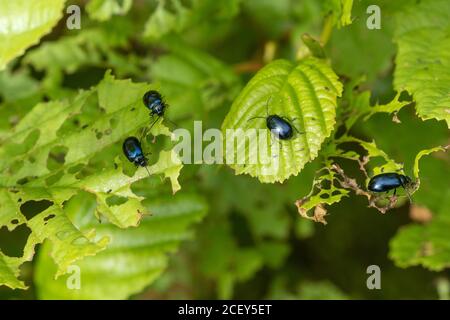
[[320, 15, 334, 46]]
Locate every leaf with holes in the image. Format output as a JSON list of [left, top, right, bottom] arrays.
[[295, 160, 350, 224], [0, 72, 184, 289], [221, 57, 343, 183], [413, 146, 448, 180], [0, 0, 66, 70], [34, 192, 207, 299], [394, 0, 450, 127]]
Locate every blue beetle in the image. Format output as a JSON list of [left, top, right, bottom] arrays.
[[368, 172, 413, 201], [266, 115, 294, 140], [143, 90, 166, 117], [141, 90, 176, 139], [122, 136, 150, 177], [247, 97, 302, 141]]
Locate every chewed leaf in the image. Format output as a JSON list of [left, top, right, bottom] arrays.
[[0, 72, 184, 288], [34, 192, 207, 299], [0, 0, 65, 70], [149, 150, 183, 194], [394, 0, 450, 127], [25, 205, 110, 277], [295, 161, 350, 225], [413, 146, 448, 180], [362, 92, 410, 124], [0, 252, 26, 290], [222, 57, 343, 183]]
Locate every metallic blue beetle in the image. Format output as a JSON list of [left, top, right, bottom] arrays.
[[143, 90, 166, 117], [122, 137, 150, 176], [368, 173, 413, 200], [266, 115, 294, 140]]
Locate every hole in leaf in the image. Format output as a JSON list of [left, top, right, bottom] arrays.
[[43, 214, 56, 224], [0, 225, 31, 257], [16, 176, 37, 185], [82, 124, 89, 129], [96, 131, 103, 139], [62, 66, 106, 89], [20, 200, 54, 220], [17, 198, 22, 203], [11, 219, 19, 224], [104, 128, 112, 136], [106, 195, 127, 206], [47, 145, 68, 170], [320, 179, 332, 189], [320, 193, 330, 199]]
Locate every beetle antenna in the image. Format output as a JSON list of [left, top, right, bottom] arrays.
[[165, 117, 178, 129], [144, 165, 151, 178], [247, 116, 266, 122]]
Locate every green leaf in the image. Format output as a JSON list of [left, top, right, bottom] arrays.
[[143, 0, 241, 40], [413, 146, 448, 180], [394, 0, 450, 127], [295, 160, 349, 224], [24, 21, 135, 79], [0, 0, 65, 70], [324, 0, 354, 28], [221, 57, 343, 183], [301, 33, 326, 59], [34, 192, 207, 299], [390, 208, 450, 271], [150, 38, 241, 119], [0, 72, 183, 289], [329, 0, 395, 83], [0, 252, 26, 290], [86, 0, 133, 21], [389, 144, 450, 271]]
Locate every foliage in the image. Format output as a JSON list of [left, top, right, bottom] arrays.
[[0, 0, 66, 70], [0, 0, 449, 300]]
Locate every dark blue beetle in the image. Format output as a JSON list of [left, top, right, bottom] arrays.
[[368, 172, 413, 201], [122, 136, 150, 177], [247, 97, 302, 141], [141, 90, 176, 138], [266, 115, 294, 140], [143, 90, 166, 117]]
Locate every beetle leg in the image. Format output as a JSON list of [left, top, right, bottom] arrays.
[[393, 188, 397, 196]]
